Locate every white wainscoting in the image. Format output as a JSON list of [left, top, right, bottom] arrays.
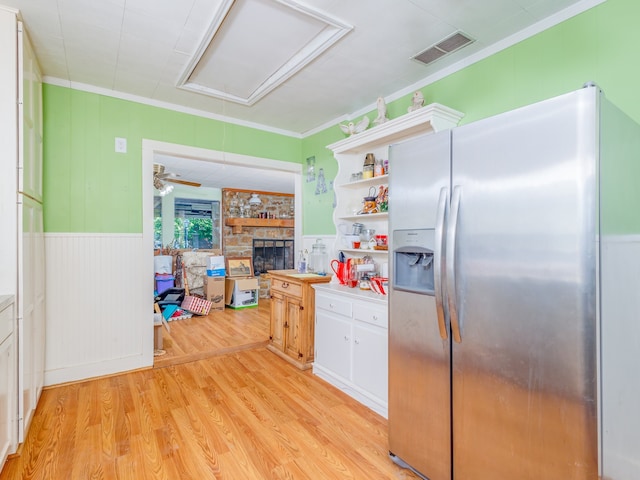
[[44, 233, 153, 386], [600, 235, 640, 479]]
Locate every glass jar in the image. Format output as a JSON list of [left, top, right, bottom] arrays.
[[374, 157, 385, 177], [307, 238, 328, 275], [362, 165, 374, 179]]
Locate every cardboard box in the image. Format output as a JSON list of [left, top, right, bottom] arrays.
[[203, 275, 225, 310], [206, 255, 226, 277], [225, 277, 259, 309]]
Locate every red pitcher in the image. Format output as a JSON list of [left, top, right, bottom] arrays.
[[331, 259, 350, 285]]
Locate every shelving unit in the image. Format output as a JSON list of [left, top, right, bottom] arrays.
[[327, 102, 464, 286]]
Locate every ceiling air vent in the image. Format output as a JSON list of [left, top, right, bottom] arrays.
[[413, 31, 474, 66]]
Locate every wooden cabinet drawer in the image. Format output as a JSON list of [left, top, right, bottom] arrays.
[[0, 301, 13, 345], [316, 293, 352, 318], [353, 302, 388, 328], [270, 278, 302, 298]]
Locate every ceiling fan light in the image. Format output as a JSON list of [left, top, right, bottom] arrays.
[[159, 184, 174, 196], [153, 176, 164, 190]]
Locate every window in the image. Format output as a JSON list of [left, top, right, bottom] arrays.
[[154, 196, 221, 249]]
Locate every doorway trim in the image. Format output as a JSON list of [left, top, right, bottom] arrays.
[[142, 140, 303, 358]]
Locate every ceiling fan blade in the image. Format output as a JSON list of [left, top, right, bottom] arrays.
[[166, 178, 201, 187]]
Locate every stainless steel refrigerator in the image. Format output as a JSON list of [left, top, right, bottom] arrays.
[[387, 85, 640, 480]]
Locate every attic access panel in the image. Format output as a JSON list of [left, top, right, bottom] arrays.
[[178, 0, 352, 105]]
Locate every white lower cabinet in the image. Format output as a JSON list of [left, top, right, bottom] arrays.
[[313, 286, 388, 417], [0, 296, 16, 471]]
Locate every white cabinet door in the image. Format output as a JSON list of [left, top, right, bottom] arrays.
[[0, 332, 16, 469], [315, 310, 351, 380], [18, 21, 43, 202], [0, 298, 16, 471], [18, 196, 45, 441], [353, 323, 388, 403]]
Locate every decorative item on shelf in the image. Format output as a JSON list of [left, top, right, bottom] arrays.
[[248, 193, 262, 217], [374, 156, 385, 177], [363, 153, 375, 179], [238, 197, 248, 218], [360, 228, 376, 249], [408, 91, 425, 112], [339, 115, 370, 136], [228, 192, 240, 217], [373, 97, 389, 126], [360, 186, 378, 214], [376, 185, 388, 212], [350, 171, 363, 182]]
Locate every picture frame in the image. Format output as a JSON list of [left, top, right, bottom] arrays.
[[225, 256, 254, 277]]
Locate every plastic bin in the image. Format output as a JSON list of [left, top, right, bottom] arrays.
[[155, 274, 175, 295]]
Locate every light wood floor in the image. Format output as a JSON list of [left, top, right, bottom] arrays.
[[153, 299, 271, 369], [1, 299, 418, 479]]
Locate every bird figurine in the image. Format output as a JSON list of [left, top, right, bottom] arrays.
[[339, 115, 370, 136], [408, 91, 425, 112], [373, 96, 389, 126]]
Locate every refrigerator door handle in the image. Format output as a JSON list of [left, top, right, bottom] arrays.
[[447, 185, 462, 343], [434, 186, 449, 340]]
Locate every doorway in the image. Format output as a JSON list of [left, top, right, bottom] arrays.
[[142, 140, 303, 364]]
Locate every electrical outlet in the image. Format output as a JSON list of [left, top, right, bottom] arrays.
[[115, 137, 127, 153]]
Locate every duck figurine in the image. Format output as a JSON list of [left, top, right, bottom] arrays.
[[339, 115, 370, 136]]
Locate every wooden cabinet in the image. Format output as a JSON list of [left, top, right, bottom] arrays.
[[267, 270, 331, 370], [313, 285, 389, 417], [0, 296, 16, 471]]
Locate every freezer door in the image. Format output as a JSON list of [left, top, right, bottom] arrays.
[[449, 88, 599, 479], [388, 131, 452, 480]]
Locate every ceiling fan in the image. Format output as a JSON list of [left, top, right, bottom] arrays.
[[153, 163, 201, 196]]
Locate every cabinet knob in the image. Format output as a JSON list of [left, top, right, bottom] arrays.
[[372, 315, 378, 321], [354, 339, 360, 345], [344, 335, 350, 342], [281, 282, 289, 288], [329, 303, 335, 308]]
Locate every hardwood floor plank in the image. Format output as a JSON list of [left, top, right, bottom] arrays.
[[2, 299, 419, 480]]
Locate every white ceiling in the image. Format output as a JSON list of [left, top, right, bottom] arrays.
[[2, 0, 600, 192], [155, 153, 296, 193]]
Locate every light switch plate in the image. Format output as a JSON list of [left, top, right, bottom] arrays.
[[115, 137, 127, 153]]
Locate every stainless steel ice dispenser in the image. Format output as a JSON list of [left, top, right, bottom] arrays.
[[392, 229, 435, 295]]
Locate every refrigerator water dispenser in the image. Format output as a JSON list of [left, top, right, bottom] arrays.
[[392, 229, 435, 295]]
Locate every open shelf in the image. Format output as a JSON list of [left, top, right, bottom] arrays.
[[337, 174, 388, 189], [338, 212, 388, 222]]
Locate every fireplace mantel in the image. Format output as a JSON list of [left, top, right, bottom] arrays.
[[225, 217, 294, 234]]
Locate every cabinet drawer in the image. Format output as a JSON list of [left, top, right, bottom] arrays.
[[316, 294, 352, 318], [353, 303, 388, 328], [0, 302, 13, 345], [270, 278, 302, 298]]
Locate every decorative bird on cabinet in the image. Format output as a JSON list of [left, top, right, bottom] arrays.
[[339, 115, 370, 136]]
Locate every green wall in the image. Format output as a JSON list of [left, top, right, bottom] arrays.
[[43, 87, 301, 233], [44, 0, 640, 235], [302, 0, 640, 234]]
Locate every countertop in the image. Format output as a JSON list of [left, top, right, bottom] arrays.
[[313, 283, 388, 305], [268, 270, 332, 284]]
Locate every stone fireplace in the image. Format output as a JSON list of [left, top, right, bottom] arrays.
[[222, 188, 295, 298]]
